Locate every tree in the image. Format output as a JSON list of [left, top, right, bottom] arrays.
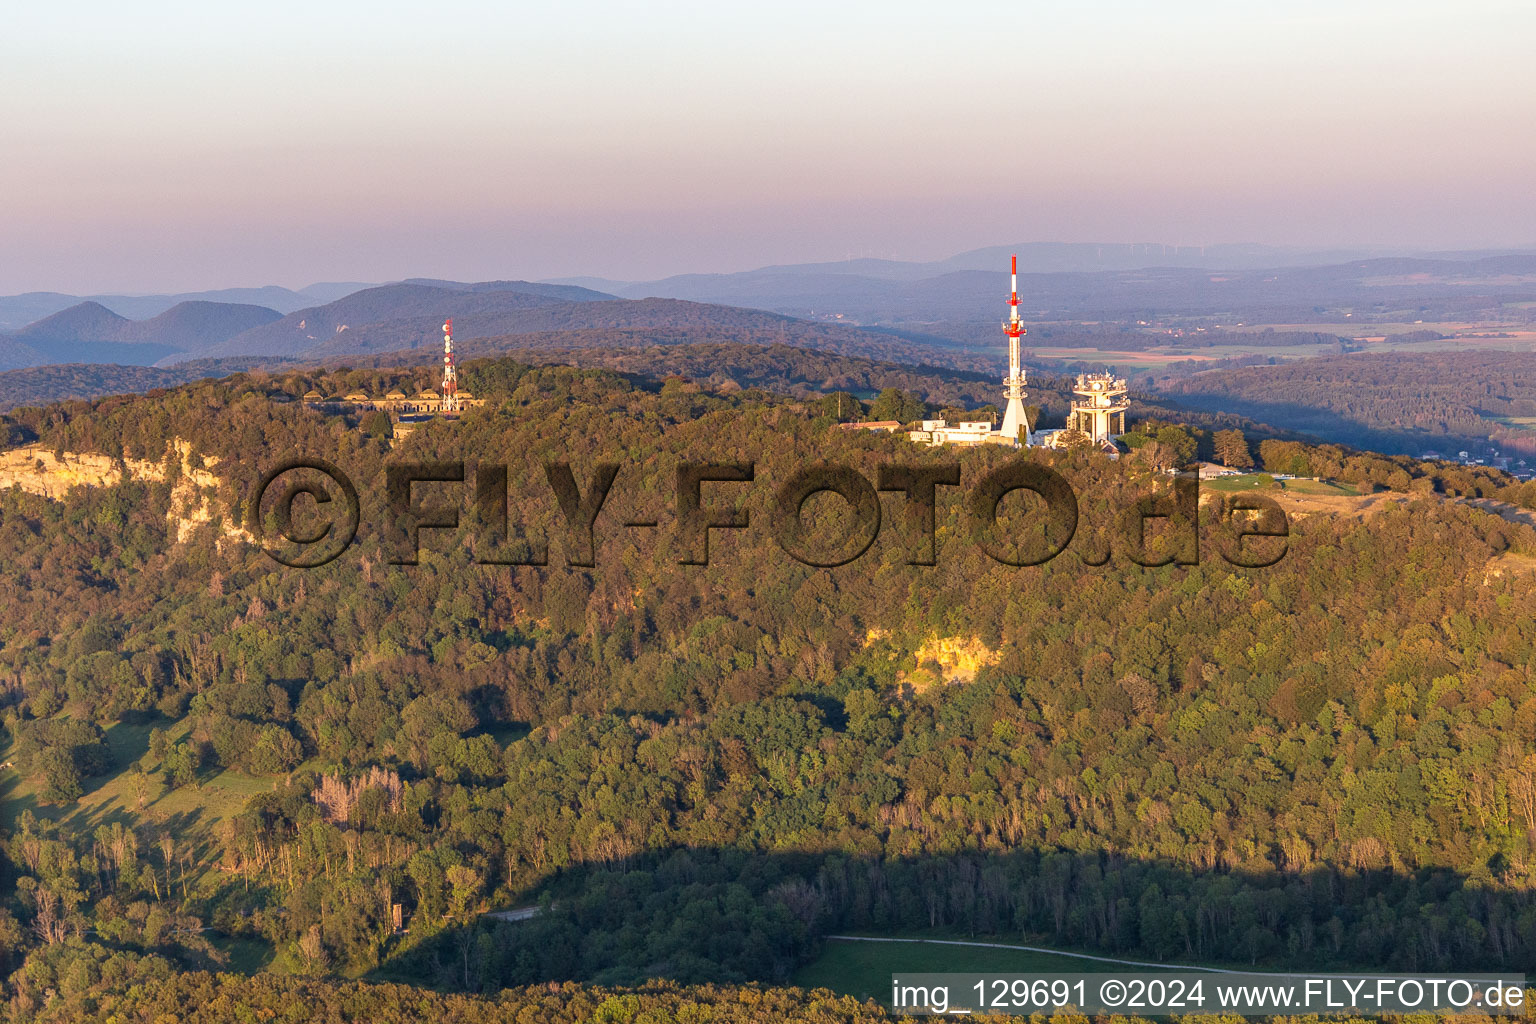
[[297, 924, 330, 975], [817, 392, 863, 421], [163, 741, 201, 790], [868, 388, 927, 424], [361, 410, 393, 438], [1055, 428, 1093, 452], [1213, 429, 1254, 468], [1259, 440, 1312, 477], [248, 726, 304, 775], [1134, 440, 1178, 472], [447, 865, 483, 919], [37, 748, 82, 804], [1153, 425, 1198, 465]]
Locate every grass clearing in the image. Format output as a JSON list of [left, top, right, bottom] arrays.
[[1201, 475, 1358, 497], [208, 934, 278, 974], [1276, 478, 1360, 496], [1201, 474, 1275, 493], [1, 716, 279, 842], [794, 936, 1192, 1004]]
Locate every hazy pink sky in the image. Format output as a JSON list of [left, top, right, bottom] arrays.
[[3, 0, 1533, 294]]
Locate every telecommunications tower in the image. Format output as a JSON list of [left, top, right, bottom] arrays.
[[439, 317, 460, 413], [999, 255, 1032, 445]]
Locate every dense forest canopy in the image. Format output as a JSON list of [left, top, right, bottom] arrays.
[[0, 355, 1534, 1020]]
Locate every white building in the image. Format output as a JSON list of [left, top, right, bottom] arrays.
[[909, 419, 1015, 448]]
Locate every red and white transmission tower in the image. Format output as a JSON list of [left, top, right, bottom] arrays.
[[440, 317, 460, 413], [999, 255, 1033, 445]]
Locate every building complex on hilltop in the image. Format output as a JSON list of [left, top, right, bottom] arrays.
[[911, 255, 1130, 452], [302, 318, 486, 423]]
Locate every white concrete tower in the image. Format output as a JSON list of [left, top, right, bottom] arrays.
[[999, 255, 1033, 445]]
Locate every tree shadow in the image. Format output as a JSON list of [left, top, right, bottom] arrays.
[[374, 844, 1536, 996]]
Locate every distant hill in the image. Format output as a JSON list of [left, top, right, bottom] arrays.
[[0, 291, 98, 331], [573, 253, 1536, 325], [12, 300, 131, 343], [300, 304, 988, 373], [0, 356, 288, 411], [546, 242, 1459, 294], [177, 284, 566, 362], [4, 302, 178, 368], [0, 284, 340, 327], [1152, 349, 1536, 460], [164, 282, 979, 371], [173, 280, 617, 363], [82, 285, 320, 320], [121, 300, 284, 349], [2, 299, 283, 369], [399, 278, 614, 302], [303, 296, 910, 359], [0, 337, 49, 371], [289, 281, 377, 304]]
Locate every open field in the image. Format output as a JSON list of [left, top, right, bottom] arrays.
[[1228, 321, 1536, 347], [1368, 333, 1536, 352], [1229, 321, 1469, 336], [0, 718, 277, 848], [1027, 348, 1219, 365], [1027, 345, 1327, 372], [1201, 475, 1360, 497], [1359, 272, 1536, 287], [794, 935, 1231, 1004]]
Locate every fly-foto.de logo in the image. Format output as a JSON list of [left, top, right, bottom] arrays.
[[248, 458, 1289, 570]]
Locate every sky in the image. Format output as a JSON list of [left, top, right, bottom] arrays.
[[2, 0, 1534, 294]]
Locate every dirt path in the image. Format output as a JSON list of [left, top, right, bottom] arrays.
[[484, 905, 543, 923], [1266, 490, 1412, 522], [1258, 488, 1536, 530], [1456, 496, 1536, 529]]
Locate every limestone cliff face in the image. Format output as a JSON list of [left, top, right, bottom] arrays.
[[0, 440, 251, 546], [864, 628, 1000, 691], [909, 634, 1000, 686]]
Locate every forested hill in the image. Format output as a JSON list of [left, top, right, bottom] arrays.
[[0, 357, 289, 412], [171, 283, 978, 369], [0, 340, 1303, 442], [0, 301, 285, 370], [328, 339, 1304, 439], [1154, 350, 1536, 459], [2, 362, 1536, 1013]]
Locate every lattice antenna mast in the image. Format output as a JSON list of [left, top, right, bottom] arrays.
[[440, 317, 460, 412]]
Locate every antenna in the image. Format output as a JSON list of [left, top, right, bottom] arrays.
[[999, 255, 1032, 445], [440, 317, 460, 413]]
